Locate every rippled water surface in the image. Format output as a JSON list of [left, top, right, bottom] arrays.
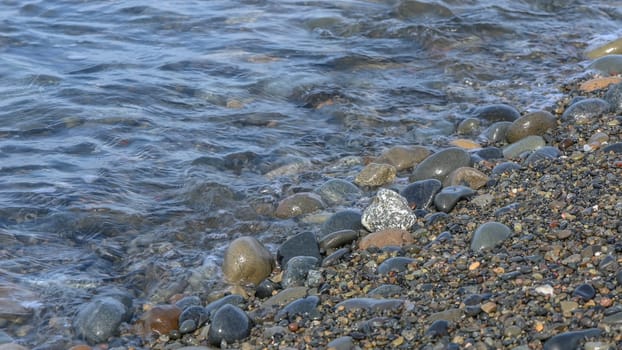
[[0, 0, 620, 345]]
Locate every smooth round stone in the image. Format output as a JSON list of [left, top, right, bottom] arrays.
[[573, 283, 596, 301], [326, 336, 355, 350], [400, 179, 442, 210], [377, 257, 415, 274], [207, 304, 251, 345], [503, 135, 545, 159], [367, 284, 404, 297], [222, 236, 274, 285], [376, 145, 431, 171], [433, 185, 475, 213], [359, 228, 414, 250], [506, 111, 557, 143], [525, 146, 561, 165], [598, 254, 617, 272], [604, 82, 622, 113], [603, 142, 622, 154], [443, 167, 488, 189], [335, 298, 404, 312], [282, 256, 320, 288], [275, 192, 325, 219], [0, 345, 28, 350], [474, 104, 521, 123], [587, 37, 622, 59], [561, 98, 611, 124], [175, 295, 202, 310], [255, 279, 279, 299], [482, 121, 512, 143], [457, 118, 481, 135], [354, 163, 397, 187], [471, 221, 512, 252], [410, 147, 472, 182], [138, 304, 182, 337], [322, 247, 350, 267], [178, 306, 209, 333], [587, 54, 622, 75], [426, 319, 449, 337], [319, 229, 358, 251], [361, 188, 417, 232], [320, 209, 363, 237], [602, 311, 622, 324], [205, 295, 245, 321], [492, 161, 521, 175], [472, 147, 504, 161], [277, 231, 321, 268], [542, 328, 602, 350], [275, 295, 320, 321], [315, 179, 362, 206], [73, 297, 129, 343]]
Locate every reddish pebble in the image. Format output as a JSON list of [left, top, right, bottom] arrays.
[[288, 322, 299, 332], [69, 346, 92, 350], [137, 304, 182, 336]]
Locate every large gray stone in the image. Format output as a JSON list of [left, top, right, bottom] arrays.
[[410, 147, 472, 182]]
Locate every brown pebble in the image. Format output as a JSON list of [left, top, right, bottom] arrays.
[[480, 302, 497, 314], [137, 304, 182, 337], [450, 138, 481, 150], [579, 76, 622, 92], [68, 346, 92, 350], [288, 322, 299, 332], [358, 228, 414, 250]]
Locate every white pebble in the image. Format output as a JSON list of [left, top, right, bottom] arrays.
[[534, 284, 554, 296]]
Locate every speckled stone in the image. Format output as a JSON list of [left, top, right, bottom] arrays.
[[474, 104, 521, 123], [73, 296, 130, 344], [207, 304, 251, 345], [409, 147, 472, 182], [275, 295, 321, 321], [542, 328, 602, 350], [282, 256, 320, 288], [400, 179, 442, 210], [354, 163, 397, 187], [503, 135, 545, 159], [482, 121, 512, 143], [315, 179, 362, 206], [604, 82, 622, 113], [470, 221, 512, 252], [222, 236, 274, 285], [367, 284, 404, 297], [361, 188, 416, 232], [561, 98, 611, 124], [506, 111, 557, 143], [525, 146, 560, 165], [377, 257, 415, 274], [320, 209, 364, 237], [358, 228, 414, 250], [376, 145, 431, 171], [275, 192, 325, 218], [443, 167, 489, 189], [277, 231, 321, 268], [433, 185, 476, 213]]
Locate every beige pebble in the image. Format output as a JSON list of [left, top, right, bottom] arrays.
[[579, 76, 622, 92], [222, 236, 274, 285], [468, 261, 480, 271], [450, 138, 481, 149], [358, 228, 414, 250], [354, 163, 397, 187], [480, 301, 497, 314]]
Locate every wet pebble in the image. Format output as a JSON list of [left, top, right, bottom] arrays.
[[491, 161, 521, 175], [602, 311, 622, 324], [335, 298, 404, 312], [409, 147, 472, 182], [472, 146, 504, 161], [354, 163, 397, 187], [205, 294, 245, 320], [433, 185, 475, 213], [282, 256, 320, 288], [587, 37, 622, 58], [604, 82, 622, 112], [315, 179, 362, 206], [361, 188, 416, 231], [277, 231, 321, 268], [506, 110, 557, 143], [482, 121, 512, 143], [255, 279, 280, 299], [73, 296, 130, 344], [320, 209, 363, 237], [426, 319, 449, 337], [503, 135, 545, 159], [474, 104, 521, 123], [275, 295, 321, 321], [207, 304, 251, 346], [359, 228, 414, 250], [457, 118, 481, 135], [443, 167, 489, 189], [275, 192, 325, 218], [376, 145, 431, 171], [377, 257, 415, 274], [138, 304, 182, 337], [470, 221, 512, 252], [542, 328, 602, 350], [561, 98, 611, 124], [175, 295, 202, 310], [178, 306, 209, 334], [573, 283, 596, 301], [587, 54, 622, 75], [222, 236, 274, 285], [319, 229, 358, 251], [400, 179, 442, 210]]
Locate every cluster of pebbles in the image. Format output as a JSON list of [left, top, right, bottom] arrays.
[[4, 42, 622, 350]]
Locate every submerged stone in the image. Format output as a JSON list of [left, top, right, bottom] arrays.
[[474, 104, 521, 123], [561, 98, 611, 124], [74, 296, 129, 344], [376, 145, 431, 171], [315, 179, 362, 206], [275, 192, 325, 218], [482, 121, 512, 144], [354, 163, 397, 187], [277, 231, 321, 268]]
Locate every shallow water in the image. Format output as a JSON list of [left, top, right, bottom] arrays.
[[0, 0, 620, 345]]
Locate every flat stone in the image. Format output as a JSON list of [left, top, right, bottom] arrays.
[[376, 145, 431, 171], [471, 221, 512, 252], [506, 111, 557, 143], [474, 104, 521, 123], [473, 146, 504, 161], [561, 98, 611, 124], [400, 179, 442, 210], [137, 304, 181, 337], [74, 296, 129, 343], [275, 295, 321, 321], [492, 161, 521, 175], [428, 308, 462, 322], [433, 185, 476, 213], [503, 135, 545, 159], [361, 188, 416, 232], [354, 163, 397, 187], [208, 304, 251, 345], [443, 167, 489, 189], [542, 328, 602, 350], [359, 228, 414, 250], [275, 192, 325, 218], [277, 231, 321, 268], [603, 142, 622, 154], [560, 301, 578, 317], [525, 146, 561, 165], [315, 179, 362, 206], [335, 298, 404, 312], [319, 229, 358, 251], [410, 147, 472, 182], [222, 236, 274, 285], [262, 287, 311, 308], [602, 311, 622, 324], [377, 257, 416, 274], [573, 283, 596, 301], [320, 209, 363, 237], [322, 247, 350, 267], [327, 336, 355, 350]]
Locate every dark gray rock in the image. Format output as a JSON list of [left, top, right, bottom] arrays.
[[472, 147, 504, 161], [410, 148, 472, 182], [588, 54, 622, 75], [482, 121, 512, 144], [426, 319, 449, 337], [282, 256, 320, 288], [315, 179, 362, 206], [322, 247, 350, 267], [433, 185, 475, 213], [277, 231, 321, 268], [525, 146, 561, 165], [572, 283, 596, 301], [361, 188, 416, 232], [320, 209, 364, 237], [400, 179, 442, 210], [603, 142, 622, 154], [474, 104, 521, 123], [175, 295, 202, 310], [542, 328, 602, 350], [205, 294, 245, 321], [471, 221, 512, 252], [561, 98, 611, 124], [178, 305, 209, 333], [318, 229, 358, 251], [208, 304, 251, 345], [605, 81, 622, 113], [275, 295, 321, 321], [377, 257, 416, 274], [492, 161, 521, 175], [255, 279, 280, 299], [73, 296, 129, 344], [457, 118, 481, 135]]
